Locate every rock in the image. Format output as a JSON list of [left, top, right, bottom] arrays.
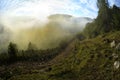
[[114, 61, 120, 69], [112, 53, 118, 59], [110, 40, 116, 48], [115, 43, 120, 51], [9, 71, 13, 75]]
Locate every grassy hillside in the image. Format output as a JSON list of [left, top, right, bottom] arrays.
[[1, 31, 119, 80]]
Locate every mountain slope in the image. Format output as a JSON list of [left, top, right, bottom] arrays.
[[9, 31, 120, 80]]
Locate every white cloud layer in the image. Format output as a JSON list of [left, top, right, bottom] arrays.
[[0, 0, 119, 29]]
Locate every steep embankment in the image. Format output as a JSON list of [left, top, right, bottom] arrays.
[[4, 31, 120, 80]]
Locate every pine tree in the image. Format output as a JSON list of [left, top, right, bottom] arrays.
[[83, 0, 120, 38], [8, 42, 18, 60]]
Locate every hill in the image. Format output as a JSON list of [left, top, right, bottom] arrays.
[[1, 31, 119, 80]]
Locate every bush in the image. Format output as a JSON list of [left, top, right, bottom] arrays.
[[8, 42, 18, 61]]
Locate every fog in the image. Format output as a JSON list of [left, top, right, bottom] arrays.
[[0, 14, 93, 50]]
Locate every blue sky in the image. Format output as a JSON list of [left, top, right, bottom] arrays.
[[0, 0, 120, 18], [0, 0, 120, 29], [0, 0, 96, 18]]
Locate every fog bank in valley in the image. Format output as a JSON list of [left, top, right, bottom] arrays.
[[0, 14, 93, 50]]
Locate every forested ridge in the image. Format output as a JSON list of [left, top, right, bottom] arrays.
[[84, 0, 120, 38]]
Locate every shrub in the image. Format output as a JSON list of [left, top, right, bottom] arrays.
[[8, 42, 18, 61]]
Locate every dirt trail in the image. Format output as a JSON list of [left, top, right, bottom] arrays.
[[48, 39, 76, 64]]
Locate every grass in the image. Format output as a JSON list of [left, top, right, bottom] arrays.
[[0, 31, 120, 80]]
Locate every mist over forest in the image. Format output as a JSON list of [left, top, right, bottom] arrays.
[[0, 14, 92, 50]]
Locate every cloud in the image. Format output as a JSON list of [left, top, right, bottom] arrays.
[[10, 14, 93, 49], [0, 14, 93, 50], [78, 0, 98, 17], [0, 0, 98, 30], [0, 0, 119, 51], [1, 0, 119, 30], [0, 24, 11, 52], [109, 0, 120, 7]]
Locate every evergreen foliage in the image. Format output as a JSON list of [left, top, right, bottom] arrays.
[[8, 42, 18, 60], [84, 0, 120, 38]]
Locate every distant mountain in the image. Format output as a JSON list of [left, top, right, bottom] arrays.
[[48, 14, 72, 19], [48, 14, 93, 32]]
